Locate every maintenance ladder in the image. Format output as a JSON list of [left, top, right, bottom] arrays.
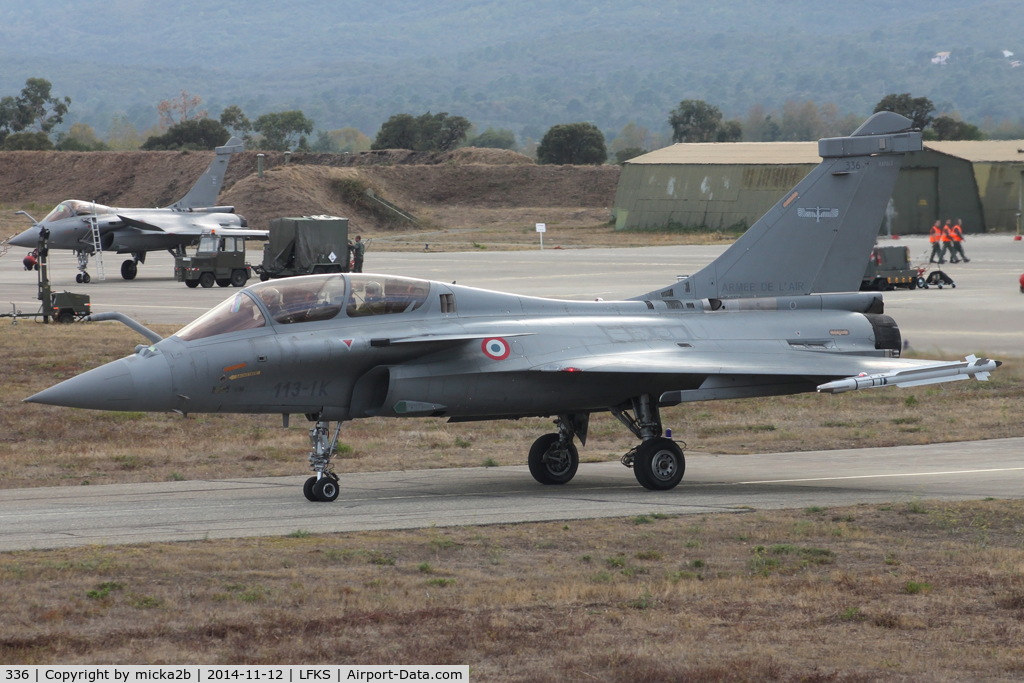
[[88, 212, 105, 281], [0, 234, 16, 258]]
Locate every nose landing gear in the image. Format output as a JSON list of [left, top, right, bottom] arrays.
[[303, 418, 343, 502], [75, 250, 91, 283], [527, 414, 588, 485]]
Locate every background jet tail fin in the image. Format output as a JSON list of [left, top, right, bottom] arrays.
[[165, 136, 244, 211], [637, 112, 922, 302]]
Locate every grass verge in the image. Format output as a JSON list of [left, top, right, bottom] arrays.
[[0, 500, 1022, 680]]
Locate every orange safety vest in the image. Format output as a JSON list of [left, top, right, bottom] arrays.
[[952, 224, 964, 241], [941, 225, 953, 242], [929, 224, 942, 243]]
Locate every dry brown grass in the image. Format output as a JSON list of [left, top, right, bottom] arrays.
[[1, 500, 1023, 680], [1, 322, 1022, 489], [355, 210, 742, 252]]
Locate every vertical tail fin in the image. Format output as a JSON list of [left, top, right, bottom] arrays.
[[165, 137, 244, 210], [640, 112, 922, 301]]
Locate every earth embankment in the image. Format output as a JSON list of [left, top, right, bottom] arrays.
[[0, 148, 620, 235]]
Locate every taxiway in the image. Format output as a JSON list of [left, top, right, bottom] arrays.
[[1, 437, 1020, 551]]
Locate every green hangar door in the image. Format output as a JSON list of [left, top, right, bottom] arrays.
[[890, 168, 938, 235]]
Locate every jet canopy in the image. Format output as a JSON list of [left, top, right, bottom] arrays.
[[43, 200, 115, 223], [175, 274, 431, 341]]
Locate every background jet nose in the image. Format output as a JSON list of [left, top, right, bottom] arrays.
[[25, 354, 173, 411], [7, 227, 41, 248]]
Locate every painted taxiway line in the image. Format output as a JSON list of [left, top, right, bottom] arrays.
[[739, 466, 1024, 485]]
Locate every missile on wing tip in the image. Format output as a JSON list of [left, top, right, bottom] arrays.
[[816, 356, 1002, 394]]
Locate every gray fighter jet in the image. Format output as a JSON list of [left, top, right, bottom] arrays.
[[8, 137, 266, 282], [26, 113, 1000, 502]]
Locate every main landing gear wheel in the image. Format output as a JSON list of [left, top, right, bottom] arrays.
[[121, 260, 138, 280], [528, 433, 579, 485], [303, 476, 318, 501], [312, 476, 340, 502], [199, 272, 215, 288], [633, 437, 685, 491], [76, 273, 91, 284]]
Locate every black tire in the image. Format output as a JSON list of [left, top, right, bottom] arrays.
[[184, 279, 200, 288], [230, 269, 248, 287], [260, 272, 270, 282], [312, 266, 326, 275], [56, 311, 74, 324], [216, 278, 231, 287], [951, 283, 956, 289], [199, 272, 215, 288], [527, 433, 579, 485], [312, 477, 339, 502], [633, 438, 685, 491], [75, 273, 83, 284], [908, 278, 917, 290], [917, 277, 927, 289], [120, 260, 137, 280], [303, 476, 318, 502], [82, 272, 91, 284]]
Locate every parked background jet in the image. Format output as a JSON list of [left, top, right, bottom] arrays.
[[26, 113, 1001, 503], [7, 137, 267, 282]]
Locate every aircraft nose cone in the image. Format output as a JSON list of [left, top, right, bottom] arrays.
[[25, 353, 173, 411], [7, 226, 40, 248]]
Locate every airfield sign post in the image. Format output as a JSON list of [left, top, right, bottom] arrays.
[[536, 223, 546, 250]]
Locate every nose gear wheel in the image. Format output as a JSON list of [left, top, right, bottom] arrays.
[[305, 419, 344, 502], [528, 433, 579, 485]]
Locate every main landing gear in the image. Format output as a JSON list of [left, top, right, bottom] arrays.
[[303, 418, 343, 502], [612, 394, 685, 490], [121, 252, 145, 280], [526, 395, 685, 490]]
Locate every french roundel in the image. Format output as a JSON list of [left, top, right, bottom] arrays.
[[481, 337, 511, 361]]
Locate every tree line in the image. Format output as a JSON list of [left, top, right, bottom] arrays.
[[0, 78, 992, 165]]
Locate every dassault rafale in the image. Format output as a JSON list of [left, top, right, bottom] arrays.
[[27, 113, 1000, 502], [8, 137, 266, 282]]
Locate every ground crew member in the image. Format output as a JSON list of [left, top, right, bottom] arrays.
[[929, 220, 944, 263], [950, 219, 969, 263], [940, 220, 955, 263], [352, 235, 366, 273]]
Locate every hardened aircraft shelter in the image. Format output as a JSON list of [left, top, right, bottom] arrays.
[[613, 139, 1024, 235]]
